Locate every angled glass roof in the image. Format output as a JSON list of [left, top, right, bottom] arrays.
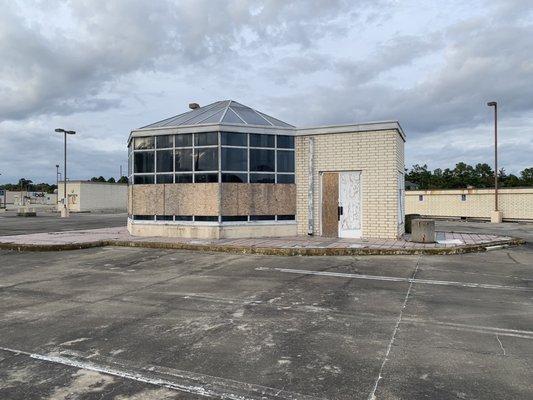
[[139, 100, 294, 129]]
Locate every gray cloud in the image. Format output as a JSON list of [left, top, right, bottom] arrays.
[[0, 0, 531, 183], [0, 0, 377, 121], [278, 10, 533, 133]]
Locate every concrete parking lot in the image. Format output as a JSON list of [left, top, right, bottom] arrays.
[[0, 211, 127, 236], [0, 217, 532, 399]]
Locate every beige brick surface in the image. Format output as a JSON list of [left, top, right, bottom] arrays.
[[295, 130, 405, 239], [406, 188, 533, 221]]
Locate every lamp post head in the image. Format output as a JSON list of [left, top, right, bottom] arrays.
[[56, 164, 59, 168], [487, 101, 497, 107], [55, 128, 75, 134]]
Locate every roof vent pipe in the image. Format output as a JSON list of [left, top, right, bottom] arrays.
[[189, 103, 200, 110]]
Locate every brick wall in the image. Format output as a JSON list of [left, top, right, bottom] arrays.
[[295, 130, 405, 239], [406, 188, 533, 221]]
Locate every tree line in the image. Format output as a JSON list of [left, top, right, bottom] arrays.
[[90, 176, 128, 184], [406, 163, 533, 190], [0, 177, 128, 193]]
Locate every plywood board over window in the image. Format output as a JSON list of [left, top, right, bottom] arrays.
[[321, 172, 339, 237]]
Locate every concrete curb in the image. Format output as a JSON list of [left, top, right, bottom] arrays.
[[0, 241, 107, 252], [0, 237, 525, 256]]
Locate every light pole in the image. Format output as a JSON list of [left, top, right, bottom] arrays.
[[55, 164, 60, 206], [54, 128, 76, 217], [486, 101, 501, 223]]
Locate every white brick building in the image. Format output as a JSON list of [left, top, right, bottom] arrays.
[[128, 101, 406, 239], [295, 123, 405, 239]]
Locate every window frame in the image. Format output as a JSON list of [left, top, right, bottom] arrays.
[[131, 132, 295, 185]]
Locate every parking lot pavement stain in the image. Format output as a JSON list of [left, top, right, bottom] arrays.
[[0, 219, 532, 399]]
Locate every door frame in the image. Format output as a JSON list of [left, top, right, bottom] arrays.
[[319, 170, 363, 238]]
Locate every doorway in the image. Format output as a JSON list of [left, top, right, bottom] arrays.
[[321, 171, 362, 238]]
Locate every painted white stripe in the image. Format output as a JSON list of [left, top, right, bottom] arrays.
[[255, 267, 533, 292], [402, 318, 533, 340], [368, 257, 421, 400], [0, 346, 322, 400]]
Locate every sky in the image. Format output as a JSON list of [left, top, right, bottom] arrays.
[[0, 0, 532, 184]]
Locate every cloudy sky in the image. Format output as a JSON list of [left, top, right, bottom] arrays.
[[1, 0, 532, 184]]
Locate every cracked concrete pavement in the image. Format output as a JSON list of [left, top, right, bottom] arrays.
[[0, 216, 532, 399]]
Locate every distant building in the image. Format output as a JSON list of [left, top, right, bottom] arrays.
[[127, 100, 406, 239], [57, 181, 127, 213], [1, 190, 56, 206], [406, 188, 533, 221]]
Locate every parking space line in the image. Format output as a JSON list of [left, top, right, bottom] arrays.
[[402, 318, 533, 340], [255, 267, 533, 292], [0, 346, 323, 400], [367, 257, 420, 400]]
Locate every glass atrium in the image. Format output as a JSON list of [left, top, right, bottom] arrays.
[[128, 101, 295, 186]]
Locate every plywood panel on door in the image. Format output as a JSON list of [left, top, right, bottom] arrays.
[[321, 172, 339, 237]]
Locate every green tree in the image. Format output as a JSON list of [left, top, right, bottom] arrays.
[[18, 178, 33, 191], [520, 167, 533, 185], [473, 163, 494, 187], [405, 164, 432, 189], [405, 163, 533, 189], [107, 177, 116, 183], [117, 176, 128, 184]]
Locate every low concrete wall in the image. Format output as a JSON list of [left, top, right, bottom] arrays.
[[219, 222, 297, 238], [406, 188, 533, 221], [127, 219, 297, 239]]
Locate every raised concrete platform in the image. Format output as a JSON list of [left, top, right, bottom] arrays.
[[0, 227, 523, 255]]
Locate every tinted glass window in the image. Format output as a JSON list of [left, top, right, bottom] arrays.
[[134, 152, 154, 173], [175, 215, 193, 221], [134, 215, 154, 220], [156, 150, 173, 172], [250, 215, 275, 221], [195, 148, 218, 171], [277, 150, 294, 173], [194, 132, 218, 146], [156, 215, 173, 221], [175, 174, 193, 183], [277, 135, 294, 149], [195, 216, 218, 221], [156, 135, 173, 148], [156, 174, 173, 184], [221, 148, 247, 171], [250, 149, 274, 171], [277, 174, 295, 184], [195, 173, 218, 183], [221, 216, 248, 222], [250, 174, 275, 183], [221, 132, 247, 146], [134, 137, 154, 149], [134, 175, 154, 184], [250, 134, 274, 148], [175, 149, 193, 171], [175, 134, 192, 147], [222, 173, 248, 183], [277, 214, 295, 220]]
